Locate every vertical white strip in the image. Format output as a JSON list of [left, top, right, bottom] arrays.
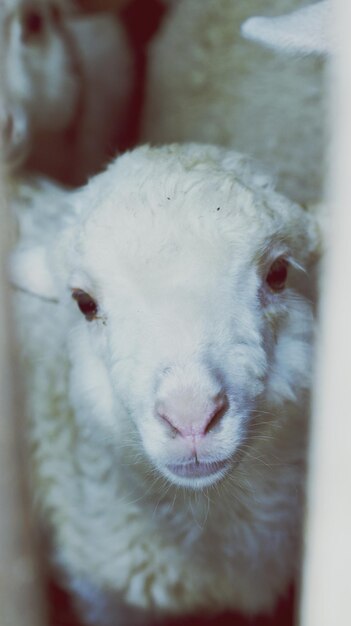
[[300, 1, 351, 624], [0, 177, 46, 622]]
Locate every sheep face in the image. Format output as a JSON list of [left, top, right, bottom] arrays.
[[4, 0, 79, 133], [18, 145, 319, 492]]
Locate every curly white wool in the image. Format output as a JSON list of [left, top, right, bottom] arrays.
[[11, 144, 321, 625], [142, 0, 326, 205]]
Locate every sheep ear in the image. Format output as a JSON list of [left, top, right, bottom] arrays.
[[9, 245, 58, 301], [241, 1, 330, 56], [307, 202, 328, 256]]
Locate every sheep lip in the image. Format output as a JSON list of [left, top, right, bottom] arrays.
[[165, 459, 230, 479]]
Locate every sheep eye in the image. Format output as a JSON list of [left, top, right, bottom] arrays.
[[72, 289, 99, 321], [22, 9, 44, 39], [266, 257, 289, 292], [49, 5, 61, 24]]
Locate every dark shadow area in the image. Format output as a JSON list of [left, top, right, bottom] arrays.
[[48, 576, 295, 626], [117, 0, 166, 151]]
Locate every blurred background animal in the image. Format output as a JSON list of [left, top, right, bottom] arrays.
[[142, 0, 326, 205], [1, 0, 133, 186]]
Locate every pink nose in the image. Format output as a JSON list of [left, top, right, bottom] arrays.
[[155, 389, 228, 438]]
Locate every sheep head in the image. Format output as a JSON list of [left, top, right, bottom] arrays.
[[2, 0, 79, 161], [12, 144, 321, 491]]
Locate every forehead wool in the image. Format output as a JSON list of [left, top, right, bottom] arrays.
[[69, 144, 312, 283]]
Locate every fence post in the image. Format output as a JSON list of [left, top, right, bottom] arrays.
[[300, 1, 351, 624]]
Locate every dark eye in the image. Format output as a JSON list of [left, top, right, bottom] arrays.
[[49, 5, 61, 24], [22, 9, 44, 40], [72, 289, 99, 321], [266, 257, 289, 292]]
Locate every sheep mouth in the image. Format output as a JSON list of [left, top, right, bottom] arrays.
[[165, 458, 230, 479]]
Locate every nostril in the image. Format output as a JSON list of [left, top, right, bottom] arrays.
[[204, 393, 229, 434], [155, 392, 229, 438], [155, 400, 180, 435]]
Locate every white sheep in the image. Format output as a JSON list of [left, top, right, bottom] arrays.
[[2, 0, 132, 185], [10, 143, 321, 625], [141, 0, 326, 205]]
